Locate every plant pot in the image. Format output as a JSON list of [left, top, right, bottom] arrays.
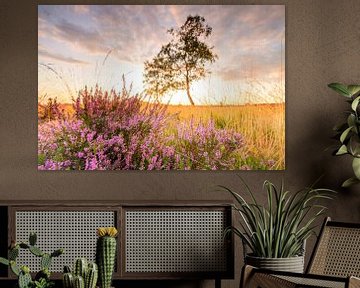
[[245, 254, 304, 273]]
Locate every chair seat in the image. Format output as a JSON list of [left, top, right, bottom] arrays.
[[243, 266, 360, 288], [277, 275, 346, 288]]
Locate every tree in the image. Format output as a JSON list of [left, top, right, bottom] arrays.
[[144, 15, 218, 105]]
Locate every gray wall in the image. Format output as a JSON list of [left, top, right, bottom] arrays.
[[1, 0, 360, 287]]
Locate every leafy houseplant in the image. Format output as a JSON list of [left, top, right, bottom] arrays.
[[328, 83, 360, 187], [222, 180, 334, 272], [0, 232, 63, 288]]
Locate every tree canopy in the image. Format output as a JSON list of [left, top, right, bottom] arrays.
[[144, 15, 218, 105]]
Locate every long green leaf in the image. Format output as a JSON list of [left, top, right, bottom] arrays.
[[347, 85, 360, 96], [340, 126, 353, 143], [328, 83, 351, 97], [352, 157, 360, 179], [351, 96, 360, 111], [0, 257, 9, 266], [342, 177, 360, 187]]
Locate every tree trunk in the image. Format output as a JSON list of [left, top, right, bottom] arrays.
[[186, 77, 195, 106]]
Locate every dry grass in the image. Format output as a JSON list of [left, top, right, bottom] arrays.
[[166, 103, 285, 169]]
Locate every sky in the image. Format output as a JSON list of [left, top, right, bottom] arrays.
[[38, 5, 285, 105]]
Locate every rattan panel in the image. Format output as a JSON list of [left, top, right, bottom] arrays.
[[125, 210, 227, 273], [277, 275, 345, 288], [15, 211, 115, 272], [310, 226, 360, 277]]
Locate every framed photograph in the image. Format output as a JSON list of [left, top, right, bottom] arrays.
[[38, 5, 285, 170]]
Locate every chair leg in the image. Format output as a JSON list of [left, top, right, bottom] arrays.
[[240, 265, 255, 288]]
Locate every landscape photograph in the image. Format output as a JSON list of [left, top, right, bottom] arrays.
[[38, 5, 285, 170]]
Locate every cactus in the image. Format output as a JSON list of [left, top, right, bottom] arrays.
[[64, 265, 72, 273], [63, 272, 74, 288], [85, 263, 98, 288], [74, 275, 85, 288], [9, 246, 19, 260], [18, 270, 32, 288], [21, 265, 30, 274], [41, 253, 52, 270], [51, 248, 64, 257], [10, 260, 20, 276], [29, 245, 44, 257], [74, 258, 88, 279], [0, 232, 63, 288], [19, 243, 30, 249], [0, 257, 9, 266], [63, 259, 98, 288], [35, 268, 50, 281], [96, 227, 118, 288], [29, 232, 37, 246]]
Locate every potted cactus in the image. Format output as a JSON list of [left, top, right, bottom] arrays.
[[96, 227, 118, 288], [0, 232, 63, 288], [62, 258, 98, 288]]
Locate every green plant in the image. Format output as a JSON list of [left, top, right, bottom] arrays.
[[328, 82, 360, 187], [32, 278, 54, 288], [62, 258, 98, 288], [74, 258, 88, 280], [96, 227, 118, 288], [221, 179, 334, 258], [0, 232, 63, 288], [73, 275, 84, 288]]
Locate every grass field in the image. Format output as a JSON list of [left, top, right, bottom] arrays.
[[165, 103, 285, 169]]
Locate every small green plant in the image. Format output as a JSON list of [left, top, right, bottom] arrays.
[[96, 227, 118, 288], [62, 258, 98, 288], [328, 83, 360, 187], [221, 179, 334, 258], [32, 278, 54, 288], [0, 232, 63, 288]]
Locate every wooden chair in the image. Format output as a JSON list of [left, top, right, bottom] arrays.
[[241, 217, 360, 288]]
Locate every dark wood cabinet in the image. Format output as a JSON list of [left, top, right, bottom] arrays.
[[0, 201, 233, 285]]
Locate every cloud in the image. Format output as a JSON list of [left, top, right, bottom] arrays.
[[38, 5, 285, 83], [38, 7, 109, 56], [39, 48, 90, 65], [73, 5, 90, 14], [215, 56, 283, 82], [87, 6, 173, 62], [53, 19, 109, 55], [217, 68, 244, 81]]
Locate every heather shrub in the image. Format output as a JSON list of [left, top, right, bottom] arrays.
[[38, 82, 247, 170], [38, 97, 65, 122], [171, 119, 245, 170], [38, 83, 174, 170]]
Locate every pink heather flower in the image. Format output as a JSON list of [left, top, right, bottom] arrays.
[[86, 131, 96, 142], [85, 157, 98, 170], [77, 152, 85, 158]]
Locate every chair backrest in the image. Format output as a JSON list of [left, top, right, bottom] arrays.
[[307, 217, 360, 277]]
